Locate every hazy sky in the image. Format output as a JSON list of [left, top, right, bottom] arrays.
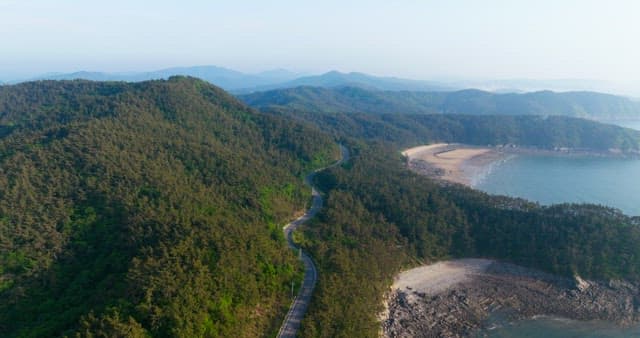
[[1, 0, 639, 83]]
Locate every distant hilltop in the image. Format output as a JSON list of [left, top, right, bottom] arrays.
[[6, 67, 640, 120], [240, 85, 640, 120], [7, 66, 300, 91], [6, 66, 638, 98], [6, 67, 455, 93]]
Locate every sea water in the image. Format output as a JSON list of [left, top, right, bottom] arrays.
[[480, 315, 640, 338], [474, 154, 640, 216], [473, 120, 640, 336], [474, 154, 640, 336], [475, 119, 640, 216]]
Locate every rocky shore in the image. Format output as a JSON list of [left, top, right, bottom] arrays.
[[381, 259, 640, 338]]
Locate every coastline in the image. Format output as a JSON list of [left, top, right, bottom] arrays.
[[381, 259, 640, 338], [392, 144, 640, 337], [402, 143, 505, 186], [402, 143, 638, 187]]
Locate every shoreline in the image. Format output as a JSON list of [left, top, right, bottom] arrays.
[[393, 145, 640, 337], [381, 259, 640, 338], [402, 143, 505, 186], [402, 143, 638, 187]]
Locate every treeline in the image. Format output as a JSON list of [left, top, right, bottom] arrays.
[[240, 85, 640, 120], [298, 142, 640, 337], [0, 77, 339, 337], [265, 108, 640, 152], [4, 76, 640, 338]]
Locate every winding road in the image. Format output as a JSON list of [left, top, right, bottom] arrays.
[[277, 145, 349, 338]]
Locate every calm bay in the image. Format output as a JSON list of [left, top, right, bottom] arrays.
[[474, 120, 640, 336]]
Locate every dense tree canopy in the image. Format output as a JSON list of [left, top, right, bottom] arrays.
[[298, 142, 640, 337], [240, 85, 640, 120], [2, 77, 640, 338], [259, 99, 640, 337], [264, 108, 640, 152], [0, 77, 338, 337]]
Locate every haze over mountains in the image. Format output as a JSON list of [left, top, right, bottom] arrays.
[[452, 78, 625, 95], [235, 70, 455, 93], [6, 65, 640, 99], [7, 67, 453, 93], [6, 0, 640, 336], [240, 86, 640, 121], [5, 65, 640, 122], [15, 66, 300, 91]]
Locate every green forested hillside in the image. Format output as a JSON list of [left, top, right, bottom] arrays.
[[240, 86, 640, 119], [298, 142, 640, 337], [0, 77, 338, 337], [3, 77, 640, 338], [240, 86, 440, 114], [258, 100, 640, 337], [266, 108, 640, 152]]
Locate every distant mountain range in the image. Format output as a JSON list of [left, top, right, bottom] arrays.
[[234, 71, 456, 93], [240, 86, 640, 120], [444, 78, 625, 95], [14, 66, 301, 90], [5, 65, 639, 98], [9, 67, 456, 93]]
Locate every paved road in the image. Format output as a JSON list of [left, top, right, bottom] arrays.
[[277, 145, 349, 338]]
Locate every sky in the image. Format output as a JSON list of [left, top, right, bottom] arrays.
[[1, 0, 639, 87]]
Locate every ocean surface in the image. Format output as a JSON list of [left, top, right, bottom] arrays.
[[474, 120, 640, 336], [475, 119, 640, 216], [474, 154, 640, 216], [480, 315, 640, 338]]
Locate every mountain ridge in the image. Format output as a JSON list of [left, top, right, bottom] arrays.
[[10, 67, 639, 99], [11, 66, 301, 91], [240, 85, 640, 120], [11, 68, 456, 93], [234, 71, 456, 93]]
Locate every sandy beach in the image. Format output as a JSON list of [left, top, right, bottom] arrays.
[[402, 143, 500, 186], [391, 259, 493, 300]]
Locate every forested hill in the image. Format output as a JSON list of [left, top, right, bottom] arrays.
[[266, 108, 640, 153], [0, 77, 338, 337], [4, 76, 640, 338], [239, 86, 640, 119], [298, 142, 640, 336]]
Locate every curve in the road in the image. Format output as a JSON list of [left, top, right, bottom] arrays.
[[277, 145, 349, 338]]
